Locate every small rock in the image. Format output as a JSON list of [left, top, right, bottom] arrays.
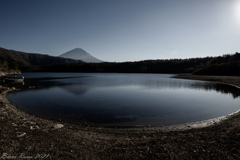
[[51, 124, 64, 130], [30, 125, 39, 130], [12, 123, 17, 127], [29, 122, 36, 125], [17, 132, 26, 138]]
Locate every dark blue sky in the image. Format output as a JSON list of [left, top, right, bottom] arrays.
[[1, 0, 240, 62]]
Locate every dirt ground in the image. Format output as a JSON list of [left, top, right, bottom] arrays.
[[1, 75, 240, 160]]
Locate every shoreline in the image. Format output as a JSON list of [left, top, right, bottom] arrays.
[[5, 74, 240, 131], [1, 75, 240, 159]]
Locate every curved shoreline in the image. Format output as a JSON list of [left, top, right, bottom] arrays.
[[3, 85, 240, 131], [4, 75, 240, 131], [5, 75, 240, 131], [1, 75, 240, 159]]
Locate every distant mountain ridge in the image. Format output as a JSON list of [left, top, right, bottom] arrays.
[[0, 47, 82, 71], [59, 48, 103, 63], [1, 47, 240, 76]]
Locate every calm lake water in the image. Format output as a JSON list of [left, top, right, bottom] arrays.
[[7, 72, 240, 127]]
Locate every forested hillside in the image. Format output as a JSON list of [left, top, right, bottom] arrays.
[[38, 53, 240, 76], [193, 53, 240, 76], [38, 57, 211, 73], [0, 47, 239, 76], [0, 47, 82, 71]]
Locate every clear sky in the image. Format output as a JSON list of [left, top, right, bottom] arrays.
[[1, 0, 240, 62]]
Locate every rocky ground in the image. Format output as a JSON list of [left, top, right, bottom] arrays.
[[0, 75, 240, 160]]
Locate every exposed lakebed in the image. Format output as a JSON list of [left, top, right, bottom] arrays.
[[6, 73, 240, 127]]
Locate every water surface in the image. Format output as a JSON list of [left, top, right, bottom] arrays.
[[7, 73, 240, 127]]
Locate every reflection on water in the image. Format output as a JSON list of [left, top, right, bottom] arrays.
[[6, 73, 240, 127], [189, 82, 240, 99]]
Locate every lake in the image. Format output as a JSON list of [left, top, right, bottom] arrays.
[[6, 72, 240, 127]]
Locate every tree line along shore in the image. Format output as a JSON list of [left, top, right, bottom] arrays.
[[0, 47, 240, 76]]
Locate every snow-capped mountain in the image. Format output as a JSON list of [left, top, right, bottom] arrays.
[[59, 48, 103, 63]]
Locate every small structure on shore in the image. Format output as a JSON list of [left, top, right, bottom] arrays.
[[1, 76, 24, 83]]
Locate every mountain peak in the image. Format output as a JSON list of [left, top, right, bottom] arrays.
[[59, 48, 103, 63], [72, 48, 84, 51]]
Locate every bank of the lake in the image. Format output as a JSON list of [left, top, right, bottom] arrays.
[[1, 75, 240, 159]]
